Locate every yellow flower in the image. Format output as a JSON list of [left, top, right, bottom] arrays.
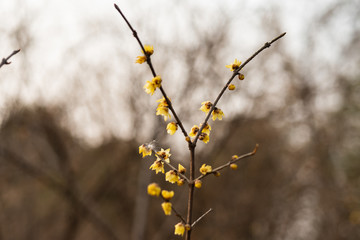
[[135, 55, 147, 64], [200, 101, 212, 113], [156, 105, 171, 121], [161, 190, 174, 200], [156, 97, 171, 121], [157, 97, 169, 106], [225, 58, 242, 71], [212, 107, 224, 121], [194, 179, 202, 188], [149, 160, 165, 174], [199, 132, 210, 144], [228, 84, 236, 90], [143, 45, 154, 56], [232, 155, 238, 160], [147, 183, 161, 196], [174, 222, 185, 236], [178, 164, 186, 174], [161, 202, 172, 215], [166, 122, 178, 135], [144, 80, 156, 95], [152, 75, 162, 88], [156, 148, 171, 163], [189, 125, 199, 137], [214, 171, 221, 177], [139, 144, 152, 158], [199, 164, 212, 175], [200, 123, 211, 135], [165, 170, 179, 184]]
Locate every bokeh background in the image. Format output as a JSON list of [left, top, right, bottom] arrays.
[[1, 0, 359, 239]]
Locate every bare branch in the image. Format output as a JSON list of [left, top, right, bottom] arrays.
[[0, 49, 21, 68], [191, 208, 213, 228]]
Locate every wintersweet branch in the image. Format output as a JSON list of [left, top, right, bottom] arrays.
[[114, 4, 189, 139], [196, 144, 259, 181], [194, 33, 286, 144], [0, 49, 20, 68]]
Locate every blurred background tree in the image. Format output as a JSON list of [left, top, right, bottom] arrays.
[[0, 0, 359, 239]]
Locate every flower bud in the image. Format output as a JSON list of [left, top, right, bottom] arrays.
[[230, 163, 238, 170], [238, 73, 245, 80]]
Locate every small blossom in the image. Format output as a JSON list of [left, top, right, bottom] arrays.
[[174, 222, 185, 236], [156, 148, 171, 163], [178, 164, 186, 174], [144, 81, 156, 95], [199, 132, 210, 144], [200, 101, 212, 113], [185, 136, 191, 142], [156, 97, 169, 107], [226, 58, 242, 71], [149, 160, 165, 174], [152, 75, 162, 88], [135, 55, 147, 64], [212, 107, 224, 121], [161, 202, 172, 215], [194, 179, 202, 188], [228, 84, 236, 90], [166, 122, 178, 135], [185, 224, 191, 231], [156, 105, 171, 121], [143, 45, 154, 56], [147, 183, 161, 196], [161, 190, 174, 200], [165, 170, 179, 184], [232, 155, 239, 160], [156, 97, 171, 121], [177, 178, 185, 186], [139, 144, 152, 158], [200, 164, 212, 175], [189, 125, 199, 137], [200, 123, 211, 135], [238, 73, 245, 80], [230, 163, 238, 170]]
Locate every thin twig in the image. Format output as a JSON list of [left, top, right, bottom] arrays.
[[0, 49, 21, 68], [196, 144, 259, 181], [171, 205, 187, 223], [194, 33, 286, 145], [114, 4, 189, 139], [191, 208, 213, 228]]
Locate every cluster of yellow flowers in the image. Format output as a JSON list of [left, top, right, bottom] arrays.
[[146, 182, 185, 236]]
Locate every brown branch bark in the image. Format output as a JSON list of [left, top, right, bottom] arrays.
[[0, 49, 20, 68]]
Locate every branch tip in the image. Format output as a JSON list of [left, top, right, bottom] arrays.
[[252, 144, 259, 154]]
